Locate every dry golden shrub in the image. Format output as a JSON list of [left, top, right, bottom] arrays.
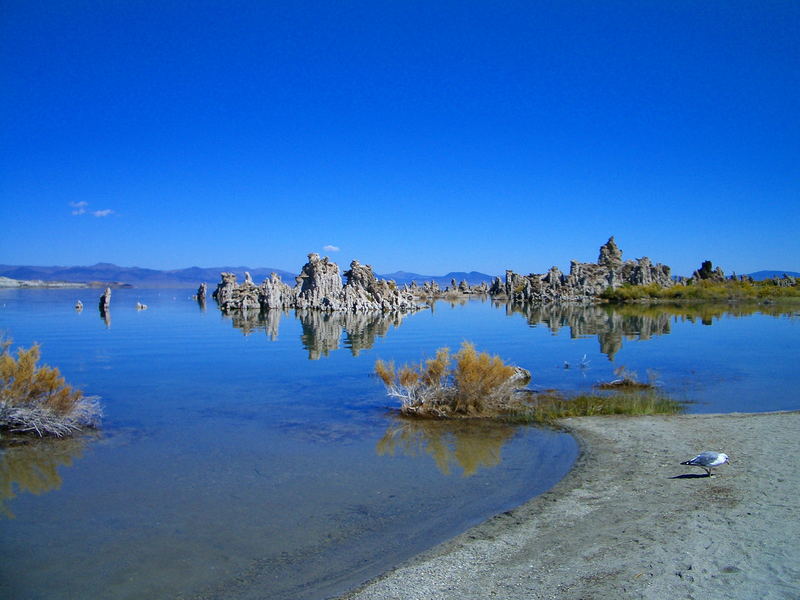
[[374, 342, 528, 418], [421, 347, 450, 386], [374, 359, 395, 387], [452, 342, 517, 414], [0, 339, 101, 436]]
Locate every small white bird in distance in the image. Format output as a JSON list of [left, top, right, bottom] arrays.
[[680, 451, 730, 476]]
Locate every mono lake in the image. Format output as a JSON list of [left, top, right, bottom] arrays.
[[1, 289, 798, 599]]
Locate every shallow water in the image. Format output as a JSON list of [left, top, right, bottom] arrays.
[[0, 289, 798, 599]]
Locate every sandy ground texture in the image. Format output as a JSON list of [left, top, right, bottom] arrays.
[[339, 411, 800, 600]]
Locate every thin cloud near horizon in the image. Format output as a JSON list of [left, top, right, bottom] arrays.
[[69, 201, 88, 215], [69, 201, 114, 217]]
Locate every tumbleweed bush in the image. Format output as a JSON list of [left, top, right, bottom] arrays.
[[375, 342, 529, 418], [0, 339, 101, 437]]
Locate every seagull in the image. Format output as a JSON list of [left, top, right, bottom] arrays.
[[680, 451, 730, 476]]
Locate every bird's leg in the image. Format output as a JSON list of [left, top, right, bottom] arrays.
[[704, 468, 712, 477]]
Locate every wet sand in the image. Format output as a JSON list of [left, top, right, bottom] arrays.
[[340, 412, 800, 600]]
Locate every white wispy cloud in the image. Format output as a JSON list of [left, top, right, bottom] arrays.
[[323, 244, 340, 252], [69, 201, 115, 217], [70, 201, 88, 215]]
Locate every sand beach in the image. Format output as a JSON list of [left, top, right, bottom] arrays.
[[340, 411, 800, 600]]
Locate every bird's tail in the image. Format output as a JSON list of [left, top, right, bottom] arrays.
[[680, 460, 693, 465]]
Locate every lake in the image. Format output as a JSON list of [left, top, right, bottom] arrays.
[[1, 289, 798, 599]]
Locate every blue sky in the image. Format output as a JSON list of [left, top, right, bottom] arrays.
[[1, 1, 798, 276]]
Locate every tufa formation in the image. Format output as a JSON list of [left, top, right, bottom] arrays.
[[212, 254, 421, 313], [490, 237, 673, 303]]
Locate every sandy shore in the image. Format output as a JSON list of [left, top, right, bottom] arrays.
[[340, 411, 800, 600]]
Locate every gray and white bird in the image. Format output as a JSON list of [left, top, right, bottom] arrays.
[[680, 451, 730, 476]]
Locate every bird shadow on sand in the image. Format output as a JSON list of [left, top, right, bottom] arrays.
[[670, 473, 713, 479]]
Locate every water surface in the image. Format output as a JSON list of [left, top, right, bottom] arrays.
[[0, 289, 798, 599]]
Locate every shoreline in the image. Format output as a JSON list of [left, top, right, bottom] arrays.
[[339, 411, 800, 600]]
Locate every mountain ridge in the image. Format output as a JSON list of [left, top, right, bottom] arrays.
[[0, 263, 498, 288], [1, 263, 795, 288], [746, 270, 800, 281]]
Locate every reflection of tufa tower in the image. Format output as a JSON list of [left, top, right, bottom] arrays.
[[504, 303, 672, 360], [297, 310, 407, 360]]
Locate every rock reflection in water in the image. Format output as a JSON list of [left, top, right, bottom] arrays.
[[502, 301, 799, 360], [222, 307, 408, 360], [0, 436, 88, 518], [501, 302, 672, 360], [224, 300, 799, 362], [298, 310, 407, 360], [226, 307, 287, 340], [377, 417, 516, 476]]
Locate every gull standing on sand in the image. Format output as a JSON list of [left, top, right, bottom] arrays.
[[680, 451, 730, 476]]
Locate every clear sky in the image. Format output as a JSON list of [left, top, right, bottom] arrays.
[[1, 1, 798, 277]]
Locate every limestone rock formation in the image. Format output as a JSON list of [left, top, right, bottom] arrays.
[[296, 254, 344, 310], [690, 260, 725, 283], [98, 287, 111, 312], [492, 237, 673, 303], [260, 272, 295, 309], [412, 277, 489, 299], [598, 236, 623, 267], [210, 254, 422, 313]]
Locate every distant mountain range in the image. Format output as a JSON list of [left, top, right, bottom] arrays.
[[746, 270, 800, 281], [0, 263, 498, 288], [0, 263, 296, 288], [379, 271, 496, 286], [1, 263, 795, 288]]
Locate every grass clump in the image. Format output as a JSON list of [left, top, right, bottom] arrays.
[[509, 388, 685, 424], [0, 339, 101, 437], [375, 342, 530, 418], [376, 342, 685, 422], [600, 279, 800, 303], [595, 365, 656, 390]]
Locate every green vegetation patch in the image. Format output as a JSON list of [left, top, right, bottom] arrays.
[[507, 389, 685, 424], [600, 278, 800, 303], [375, 343, 685, 422]]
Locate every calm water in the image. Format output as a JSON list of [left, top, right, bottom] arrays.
[[1, 289, 798, 599]]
